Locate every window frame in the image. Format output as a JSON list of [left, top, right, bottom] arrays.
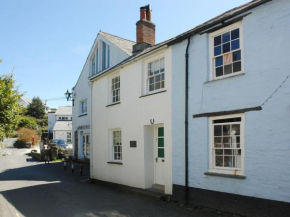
[[67, 132, 72, 143], [80, 99, 88, 115], [209, 113, 245, 175], [209, 21, 244, 81], [111, 75, 120, 104], [109, 129, 122, 162], [145, 56, 165, 94]]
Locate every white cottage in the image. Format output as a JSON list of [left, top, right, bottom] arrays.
[[52, 106, 72, 144], [88, 5, 174, 194], [72, 31, 135, 160]]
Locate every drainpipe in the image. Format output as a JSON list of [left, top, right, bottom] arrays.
[[185, 36, 191, 204]]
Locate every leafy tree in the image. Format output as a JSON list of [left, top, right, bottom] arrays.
[[18, 116, 38, 129], [26, 97, 45, 119], [0, 74, 24, 140]]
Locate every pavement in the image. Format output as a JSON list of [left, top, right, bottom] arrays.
[[0, 139, 231, 217]]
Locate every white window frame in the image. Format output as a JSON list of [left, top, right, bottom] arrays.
[[111, 75, 120, 104], [101, 41, 110, 70], [67, 132, 72, 143], [146, 56, 165, 94], [109, 129, 122, 162], [209, 21, 244, 81], [82, 133, 90, 158], [209, 113, 245, 175], [80, 100, 87, 115]]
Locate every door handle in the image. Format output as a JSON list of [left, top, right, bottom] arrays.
[[155, 157, 158, 162]]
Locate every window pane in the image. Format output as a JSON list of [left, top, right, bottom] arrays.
[[215, 156, 223, 167], [161, 74, 165, 81], [214, 45, 221, 56], [215, 149, 223, 155], [154, 60, 160, 74], [222, 32, 230, 43], [216, 67, 223, 77], [149, 77, 154, 84], [161, 81, 165, 88], [148, 62, 153, 76], [223, 136, 231, 145], [158, 127, 164, 137], [214, 137, 222, 147], [224, 149, 232, 155], [224, 64, 232, 75], [158, 138, 164, 147], [233, 51, 241, 61], [158, 148, 164, 158], [224, 53, 232, 65], [214, 35, 221, 46], [223, 42, 230, 53], [224, 156, 232, 167], [155, 75, 161, 82], [223, 125, 230, 135], [149, 84, 154, 91], [215, 56, 223, 67], [231, 39, 240, 50], [160, 58, 165, 72], [214, 125, 222, 136], [233, 61, 241, 73], [155, 82, 160, 90], [231, 28, 239, 40], [232, 124, 240, 135]]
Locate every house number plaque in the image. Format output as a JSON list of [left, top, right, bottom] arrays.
[[130, 141, 137, 148]]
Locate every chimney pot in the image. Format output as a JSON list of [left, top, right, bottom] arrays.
[[140, 8, 146, 20], [133, 4, 155, 54]]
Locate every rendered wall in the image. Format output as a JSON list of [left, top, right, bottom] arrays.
[[172, 0, 290, 202]]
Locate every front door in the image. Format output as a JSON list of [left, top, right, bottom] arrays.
[[155, 125, 165, 185], [82, 134, 90, 158]]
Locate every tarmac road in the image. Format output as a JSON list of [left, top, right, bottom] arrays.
[[0, 139, 225, 217]]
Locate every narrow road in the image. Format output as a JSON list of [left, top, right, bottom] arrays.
[[0, 141, 220, 217]]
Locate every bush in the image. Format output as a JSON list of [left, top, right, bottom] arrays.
[[17, 128, 40, 143]]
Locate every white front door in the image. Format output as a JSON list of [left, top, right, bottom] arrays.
[[155, 125, 165, 185]]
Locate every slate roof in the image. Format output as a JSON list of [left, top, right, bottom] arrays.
[[53, 121, 72, 131], [100, 31, 135, 55], [20, 97, 32, 105], [89, 0, 271, 81], [55, 106, 72, 115]]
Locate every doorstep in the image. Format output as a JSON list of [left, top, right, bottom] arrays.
[[91, 179, 171, 202]]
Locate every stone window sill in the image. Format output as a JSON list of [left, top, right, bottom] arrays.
[[107, 161, 123, 165], [204, 73, 245, 84], [78, 113, 87, 117], [204, 172, 246, 179], [139, 90, 166, 98], [106, 102, 121, 107]]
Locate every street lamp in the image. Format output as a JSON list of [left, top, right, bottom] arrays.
[[64, 89, 74, 106]]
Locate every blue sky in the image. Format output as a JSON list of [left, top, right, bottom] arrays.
[[0, 0, 249, 109]]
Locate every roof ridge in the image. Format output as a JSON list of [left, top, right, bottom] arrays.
[[100, 31, 135, 44]]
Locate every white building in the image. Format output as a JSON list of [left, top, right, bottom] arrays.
[[72, 31, 135, 160], [52, 106, 72, 144], [88, 5, 173, 194]]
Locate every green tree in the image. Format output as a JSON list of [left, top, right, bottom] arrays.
[[26, 97, 45, 119], [0, 74, 23, 140]]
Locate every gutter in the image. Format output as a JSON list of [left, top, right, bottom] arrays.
[[185, 36, 191, 203]]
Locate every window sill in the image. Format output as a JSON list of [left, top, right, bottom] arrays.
[[139, 90, 166, 98], [204, 172, 246, 179], [107, 161, 123, 165], [204, 72, 245, 84], [106, 102, 121, 107], [78, 113, 87, 117]]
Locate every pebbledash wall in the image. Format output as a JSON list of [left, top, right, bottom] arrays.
[[91, 48, 173, 194], [72, 33, 130, 160], [172, 0, 290, 204]]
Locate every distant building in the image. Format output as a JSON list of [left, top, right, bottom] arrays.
[[18, 97, 49, 112], [52, 106, 72, 144]]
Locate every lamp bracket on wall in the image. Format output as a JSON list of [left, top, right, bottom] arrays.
[[150, 119, 154, 124]]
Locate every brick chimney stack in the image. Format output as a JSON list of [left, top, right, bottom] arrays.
[[133, 5, 156, 54]]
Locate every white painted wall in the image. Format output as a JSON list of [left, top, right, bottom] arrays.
[[72, 33, 132, 160], [91, 48, 173, 194], [48, 112, 55, 133], [172, 0, 290, 202], [53, 130, 72, 143]]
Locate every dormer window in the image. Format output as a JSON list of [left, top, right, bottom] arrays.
[[92, 54, 96, 74]]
